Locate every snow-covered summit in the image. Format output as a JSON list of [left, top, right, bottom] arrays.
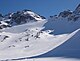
[[0, 9, 46, 29], [4, 9, 46, 21]]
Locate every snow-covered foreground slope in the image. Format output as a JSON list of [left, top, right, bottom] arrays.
[[0, 20, 80, 60], [1, 57, 80, 61], [10, 57, 80, 61]]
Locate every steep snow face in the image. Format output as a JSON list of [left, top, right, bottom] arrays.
[[1, 20, 47, 33]]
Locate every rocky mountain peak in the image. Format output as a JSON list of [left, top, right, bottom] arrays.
[[0, 9, 46, 29], [58, 9, 72, 18]]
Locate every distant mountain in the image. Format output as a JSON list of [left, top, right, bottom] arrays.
[[43, 4, 80, 35], [50, 4, 80, 21]]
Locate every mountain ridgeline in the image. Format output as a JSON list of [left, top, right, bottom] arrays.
[[0, 4, 80, 29], [50, 4, 80, 21], [0, 9, 46, 29]]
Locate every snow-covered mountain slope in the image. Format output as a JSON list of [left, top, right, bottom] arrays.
[[33, 26, 80, 59], [0, 4, 80, 61], [0, 19, 80, 60], [1, 20, 46, 33]]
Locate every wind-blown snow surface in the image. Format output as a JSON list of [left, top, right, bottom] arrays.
[[0, 18, 80, 61]]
